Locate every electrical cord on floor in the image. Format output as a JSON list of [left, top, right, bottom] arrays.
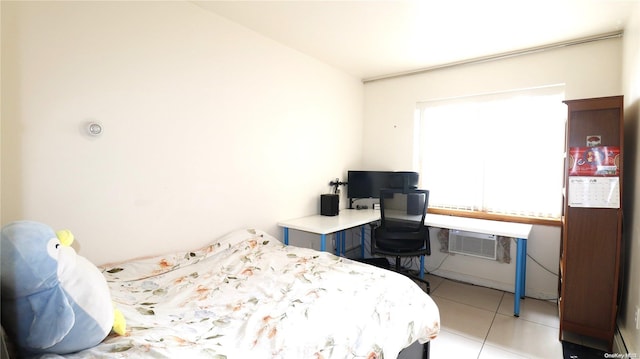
[[510, 238, 559, 278]]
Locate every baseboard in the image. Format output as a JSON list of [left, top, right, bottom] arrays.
[[430, 269, 557, 300], [613, 325, 628, 354]]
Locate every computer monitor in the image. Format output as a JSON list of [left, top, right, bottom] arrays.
[[347, 170, 419, 208], [347, 171, 383, 199]]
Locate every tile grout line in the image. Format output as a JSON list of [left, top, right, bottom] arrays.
[[477, 291, 505, 359]]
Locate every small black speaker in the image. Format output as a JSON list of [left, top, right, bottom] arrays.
[[321, 194, 339, 216]]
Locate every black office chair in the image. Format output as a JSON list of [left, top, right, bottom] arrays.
[[371, 188, 431, 293]]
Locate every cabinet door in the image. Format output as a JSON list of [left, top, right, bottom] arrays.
[[563, 207, 619, 332]]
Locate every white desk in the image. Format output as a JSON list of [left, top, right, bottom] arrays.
[[278, 209, 379, 255], [425, 214, 532, 317], [278, 210, 532, 316]]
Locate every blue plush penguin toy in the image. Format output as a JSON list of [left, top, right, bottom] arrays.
[[1, 221, 125, 356]]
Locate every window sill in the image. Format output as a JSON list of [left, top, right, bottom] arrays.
[[427, 208, 562, 227]]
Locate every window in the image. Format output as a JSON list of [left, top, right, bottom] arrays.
[[414, 85, 566, 220]]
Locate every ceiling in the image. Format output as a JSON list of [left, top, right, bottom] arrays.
[[193, 0, 636, 81]]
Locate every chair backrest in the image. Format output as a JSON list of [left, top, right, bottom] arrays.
[[379, 188, 429, 232]]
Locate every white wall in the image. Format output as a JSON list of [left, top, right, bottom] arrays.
[[0, 1, 364, 265], [363, 38, 624, 299], [621, 2, 640, 354]]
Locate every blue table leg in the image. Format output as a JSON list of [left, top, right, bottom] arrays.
[[514, 237, 527, 317], [320, 234, 326, 252], [284, 227, 289, 245], [341, 231, 346, 256], [360, 226, 366, 258], [419, 255, 425, 279], [521, 239, 527, 297]]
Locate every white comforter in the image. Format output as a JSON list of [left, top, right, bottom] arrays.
[[49, 229, 439, 358]]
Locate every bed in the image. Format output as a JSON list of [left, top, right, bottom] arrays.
[[37, 229, 440, 358]]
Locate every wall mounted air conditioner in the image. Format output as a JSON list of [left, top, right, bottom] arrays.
[[448, 229, 497, 260]]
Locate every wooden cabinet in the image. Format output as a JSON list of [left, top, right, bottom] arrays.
[[559, 96, 624, 350]]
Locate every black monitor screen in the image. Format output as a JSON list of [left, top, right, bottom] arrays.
[[347, 171, 419, 199], [347, 171, 383, 199]]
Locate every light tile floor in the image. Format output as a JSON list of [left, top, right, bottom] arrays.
[[426, 275, 565, 358]]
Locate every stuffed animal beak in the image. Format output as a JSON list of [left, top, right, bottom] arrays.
[[55, 230, 74, 247]]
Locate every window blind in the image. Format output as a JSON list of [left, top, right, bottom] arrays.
[[414, 85, 566, 219]]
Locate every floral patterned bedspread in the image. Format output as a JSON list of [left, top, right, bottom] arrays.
[[50, 229, 439, 359]]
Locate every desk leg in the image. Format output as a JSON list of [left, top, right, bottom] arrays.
[[360, 226, 366, 258], [284, 227, 289, 245], [320, 234, 326, 252], [420, 255, 425, 279], [521, 239, 527, 296], [341, 231, 346, 256], [514, 237, 527, 317]]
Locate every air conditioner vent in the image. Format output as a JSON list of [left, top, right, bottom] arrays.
[[448, 230, 497, 260]]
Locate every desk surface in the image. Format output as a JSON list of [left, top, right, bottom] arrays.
[[277, 209, 379, 234], [278, 210, 532, 239], [426, 213, 532, 239]]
